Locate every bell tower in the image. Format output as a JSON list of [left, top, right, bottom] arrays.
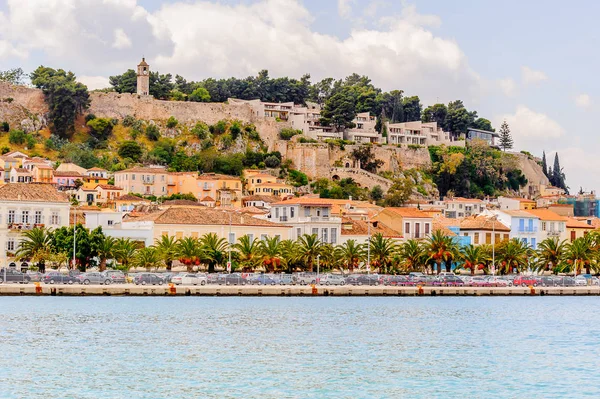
[[136, 57, 150, 96]]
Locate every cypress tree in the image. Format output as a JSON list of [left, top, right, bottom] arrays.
[[498, 120, 513, 151], [541, 151, 548, 178]]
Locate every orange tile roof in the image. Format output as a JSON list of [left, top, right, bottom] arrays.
[[459, 215, 510, 231], [383, 207, 432, 219], [566, 218, 595, 229], [341, 218, 402, 238], [197, 173, 240, 181], [524, 209, 568, 221], [116, 194, 151, 202], [200, 196, 215, 202], [0, 183, 69, 203], [95, 184, 122, 190], [117, 167, 168, 174], [446, 197, 484, 203], [242, 195, 280, 203]]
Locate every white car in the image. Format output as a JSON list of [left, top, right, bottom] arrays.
[[171, 273, 207, 286], [574, 276, 588, 286]]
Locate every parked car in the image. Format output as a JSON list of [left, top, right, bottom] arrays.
[[25, 271, 44, 282], [345, 274, 380, 286], [384, 275, 409, 286], [77, 272, 112, 285], [539, 276, 558, 287], [103, 270, 126, 284], [467, 276, 492, 287], [574, 276, 589, 286], [277, 274, 294, 285], [171, 273, 207, 286], [438, 275, 465, 286], [513, 276, 540, 287], [318, 274, 346, 286], [133, 273, 165, 286], [486, 276, 508, 287], [293, 273, 317, 285], [220, 273, 246, 286], [248, 274, 277, 285], [0, 268, 31, 284], [43, 272, 77, 285], [555, 277, 576, 287]]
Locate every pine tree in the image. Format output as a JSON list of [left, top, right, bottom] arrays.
[[551, 152, 568, 192], [541, 151, 548, 178], [498, 120, 513, 151]]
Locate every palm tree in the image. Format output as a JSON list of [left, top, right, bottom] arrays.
[[279, 239, 300, 272], [155, 235, 179, 271], [113, 238, 139, 271], [233, 235, 261, 272], [133, 247, 163, 271], [425, 230, 459, 274], [200, 233, 229, 273], [177, 237, 203, 272], [398, 239, 426, 273], [564, 237, 592, 275], [534, 237, 566, 274], [319, 243, 337, 272], [459, 245, 489, 275], [496, 238, 530, 275], [369, 233, 397, 274], [258, 236, 282, 272], [16, 227, 52, 260], [335, 240, 365, 272], [297, 234, 323, 272], [96, 235, 116, 272]]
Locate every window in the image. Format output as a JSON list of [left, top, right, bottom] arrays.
[[107, 220, 114, 226], [229, 233, 236, 244], [571, 231, 576, 242], [248, 234, 254, 242], [175, 231, 183, 239], [34, 211, 42, 224], [275, 208, 280, 218], [191, 232, 198, 238], [297, 228, 302, 238], [405, 222, 410, 235], [132, 174, 136, 180], [8, 210, 15, 224], [323, 208, 329, 218], [424, 223, 430, 234], [290, 207, 295, 218], [304, 207, 310, 217], [550, 222, 555, 232], [541, 222, 547, 231], [22, 210, 29, 224], [161, 231, 169, 237], [312, 228, 318, 236], [6, 239, 15, 252], [316, 209, 321, 217], [503, 234, 509, 241], [330, 228, 337, 244], [50, 212, 60, 225], [322, 228, 328, 243], [494, 233, 500, 243], [485, 233, 491, 244], [531, 238, 536, 248], [260, 234, 267, 241]]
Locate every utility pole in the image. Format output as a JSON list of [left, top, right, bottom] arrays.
[[72, 207, 77, 270], [227, 212, 232, 273], [367, 220, 371, 275]]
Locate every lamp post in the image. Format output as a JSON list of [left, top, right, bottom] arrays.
[[367, 220, 371, 275], [72, 207, 77, 270], [316, 254, 320, 283], [227, 212, 232, 273], [491, 215, 497, 276]]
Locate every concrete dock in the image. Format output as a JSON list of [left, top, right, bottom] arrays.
[[1, 283, 599, 296]]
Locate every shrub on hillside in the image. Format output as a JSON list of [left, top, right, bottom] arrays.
[[279, 128, 302, 140], [87, 117, 114, 141], [264, 155, 281, 168], [122, 115, 136, 127], [8, 129, 26, 145], [210, 120, 227, 135], [118, 141, 143, 162], [166, 116, 178, 129], [145, 125, 161, 141], [191, 122, 209, 139], [1, 122, 9, 132], [25, 135, 36, 149]]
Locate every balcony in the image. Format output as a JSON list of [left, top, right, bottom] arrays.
[[142, 179, 155, 185], [279, 216, 288, 222], [518, 227, 538, 233], [547, 230, 561, 236], [298, 216, 340, 223], [7, 223, 42, 231]]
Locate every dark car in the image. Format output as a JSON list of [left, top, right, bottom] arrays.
[[43, 272, 77, 285], [134, 273, 165, 286], [438, 275, 465, 286], [103, 270, 126, 284], [513, 276, 540, 287], [248, 274, 277, 285], [539, 276, 558, 287], [0, 268, 31, 284], [220, 273, 246, 286], [277, 274, 294, 285], [384, 275, 409, 286], [555, 277, 576, 287], [346, 274, 380, 286], [26, 271, 44, 282]]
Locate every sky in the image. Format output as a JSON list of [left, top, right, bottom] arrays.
[[0, 0, 597, 193]]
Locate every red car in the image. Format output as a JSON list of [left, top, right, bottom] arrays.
[[513, 276, 540, 287]]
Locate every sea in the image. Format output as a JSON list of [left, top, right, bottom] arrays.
[[0, 297, 599, 398]]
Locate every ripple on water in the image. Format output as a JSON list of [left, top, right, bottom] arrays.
[[0, 297, 600, 399]]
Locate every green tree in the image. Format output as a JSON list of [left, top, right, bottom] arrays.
[[472, 118, 494, 132], [320, 89, 357, 131], [16, 227, 53, 269], [118, 141, 143, 162], [534, 237, 566, 274], [384, 177, 414, 207], [30, 66, 90, 138], [370, 185, 384, 201], [401, 96, 421, 122], [422, 103, 447, 125], [496, 238, 530, 275], [50, 225, 104, 271], [351, 145, 384, 173], [113, 238, 139, 271], [145, 125, 161, 141], [399, 239, 426, 273], [96, 235, 116, 272], [498, 120, 513, 151], [133, 247, 163, 272], [0, 68, 25, 85], [200, 233, 229, 273], [8, 130, 26, 145], [86, 117, 114, 141], [445, 100, 475, 139], [155, 235, 179, 271], [368, 233, 397, 273], [177, 237, 203, 272], [335, 240, 365, 272], [564, 237, 593, 275], [233, 235, 261, 272], [425, 230, 459, 273], [109, 69, 137, 93], [298, 234, 324, 272], [189, 87, 211, 102], [149, 71, 174, 100], [59, 143, 99, 169], [459, 245, 489, 275], [166, 116, 178, 129], [541, 151, 549, 178], [258, 236, 283, 272]]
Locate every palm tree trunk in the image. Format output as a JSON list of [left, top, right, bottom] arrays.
[[446, 261, 451, 273], [166, 260, 172, 271], [99, 258, 107, 272]]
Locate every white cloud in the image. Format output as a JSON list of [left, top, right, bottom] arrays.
[[497, 105, 564, 152], [112, 28, 132, 49], [521, 66, 548, 85], [575, 93, 591, 108], [337, 0, 354, 19], [498, 78, 516, 97], [365, 0, 389, 18], [78, 75, 110, 90]]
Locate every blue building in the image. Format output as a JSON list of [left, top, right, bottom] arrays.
[[495, 210, 540, 249]]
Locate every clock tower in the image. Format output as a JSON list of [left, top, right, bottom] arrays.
[[136, 57, 150, 96]]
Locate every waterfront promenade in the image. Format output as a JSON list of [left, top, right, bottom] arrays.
[[1, 283, 600, 296]]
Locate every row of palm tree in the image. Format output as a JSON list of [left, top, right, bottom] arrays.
[[14, 227, 600, 275]]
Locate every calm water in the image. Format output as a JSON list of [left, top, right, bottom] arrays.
[[1, 297, 600, 398]]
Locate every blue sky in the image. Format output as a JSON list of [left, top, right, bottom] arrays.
[[0, 0, 597, 193]]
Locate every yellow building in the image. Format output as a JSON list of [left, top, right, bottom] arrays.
[[83, 167, 109, 189], [254, 182, 295, 198], [167, 172, 198, 196], [245, 171, 277, 194], [32, 164, 54, 183], [197, 173, 243, 208], [566, 217, 594, 242]]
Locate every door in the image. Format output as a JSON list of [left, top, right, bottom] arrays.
[[415, 223, 420, 239], [519, 219, 525, 232], [571, 231, 576, 241]]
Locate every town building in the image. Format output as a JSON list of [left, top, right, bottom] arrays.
[[344, 112, 381, 144], [114, 194, 151, 212], [83, 168, 109, 189], [374, 207, 433, 240], [242, 195, 280, 211], [76, 187, 97, 206], [459, 215, 511, 246], [136, 57, 150, 96], [386, 121, 461, 147], [340, 218, 402, 245], [0, 183, 70, 266], [266, 197, 343, 243], [524, 209, 568, 242], [437, 197, 487, 219], [566, 218, 594, 241], [494, 210, 540, 249], [466, 128, 499, 146], [9, 168, 32, 183], [113, 166, 169, 196], [55, 162, 87, 175], [53, 171, 83, 191], [32, 164, 54, 183], [196, 173, 243, 208], [95, 184, 123, 206], [498, 196, 537, 211]]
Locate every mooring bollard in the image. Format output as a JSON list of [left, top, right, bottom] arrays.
[[34, 282, 42, 295], [169, 283, 176, 295], [528, 285, 536, 295], [417, 285, 424, 296], [311, 284, 318, 295]]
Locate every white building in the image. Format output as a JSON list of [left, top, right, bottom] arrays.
[[265, 197, 342, 244], [0, 183, 70, 267], [85, 209, 154, 247], [386, 121, 462, 147], [435, 197, 487, 219]]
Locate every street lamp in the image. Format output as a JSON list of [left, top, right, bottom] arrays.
[[227, 212, 232, 273], [367, 219, 371, 275], [72, 206, 77, 270], [316, 254, 320, 283], [491, 215, 497, 276]]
